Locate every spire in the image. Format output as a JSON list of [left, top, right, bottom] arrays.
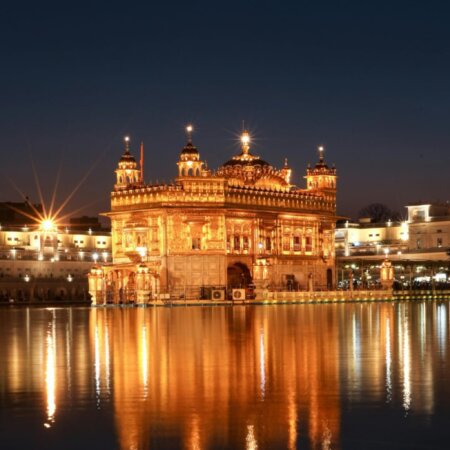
[[140, 141, 144, 183], [240, 130, 250, 155], [178, 124, 202, 177], [186, 124, 193, 144], [281, 157, 292, 184], [180, 124, 199, 156], [115, 135, 140, 190], [124, 136, 130, 154], [318, 145, 324, 164]]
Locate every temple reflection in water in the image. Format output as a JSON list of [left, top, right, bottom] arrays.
[[0, 302, 449, 449]]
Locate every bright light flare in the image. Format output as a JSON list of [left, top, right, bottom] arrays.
[[186, 124, 193, 133], [41, 219, 56, 232], [241, 131, 250, 145]]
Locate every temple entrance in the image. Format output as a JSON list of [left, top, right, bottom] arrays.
[[227, 263, 252, 289]]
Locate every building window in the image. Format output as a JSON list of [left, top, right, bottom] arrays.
[[226, 236, 231, 251], [293, 236, 301, 251], [243, 236, 249, 251], [437, 237, 443, 248], [416, 238, 421, 249], [192, 237, 201, 250], [282, 236, 290, 251], [265, 237, 271, 251], [305, 236, 312, 252], [234, 235, 240, 250]]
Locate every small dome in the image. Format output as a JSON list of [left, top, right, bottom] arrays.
[[181, 142, 199, 155], [120, 151, 136, 163], [119, 137, 136, 163]]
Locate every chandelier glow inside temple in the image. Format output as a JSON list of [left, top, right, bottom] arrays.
[[89, 126, 337, 304]]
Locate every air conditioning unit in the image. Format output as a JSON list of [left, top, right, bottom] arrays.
[[211, 289, 225, 300], [232, 289, 246, 301]]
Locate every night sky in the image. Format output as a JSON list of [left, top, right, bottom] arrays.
[[1, 1, 449, 223]]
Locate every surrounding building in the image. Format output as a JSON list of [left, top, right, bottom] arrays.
[[89, 130, 338, 303], [335, 203, 450, 288], [0, 202, 111, 301]]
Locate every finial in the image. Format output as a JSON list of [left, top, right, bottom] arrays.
[[241, 130, 250, 154], [284, 157, 289, 168], [140, 141, 144, 183], [186, 124, 193, 144], [318, 145, 324, 163], [124, 136, 130, 153]]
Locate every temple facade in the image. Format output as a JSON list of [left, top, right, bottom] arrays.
[[89, 129, 337, 303]]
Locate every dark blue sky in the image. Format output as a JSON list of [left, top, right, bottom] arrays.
[[1, 0, 449, 221]]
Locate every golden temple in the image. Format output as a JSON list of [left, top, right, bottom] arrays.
[[89, 127, 337, 303]]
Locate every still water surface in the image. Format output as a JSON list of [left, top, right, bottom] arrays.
[[0, 302, 449, 449]]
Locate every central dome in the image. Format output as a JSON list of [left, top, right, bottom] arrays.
[[216, 131, 291, 190]]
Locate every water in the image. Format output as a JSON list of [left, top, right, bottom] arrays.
[[0, 302, 449, 450]]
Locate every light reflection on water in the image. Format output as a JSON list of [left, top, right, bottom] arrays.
[[0, 302, 450, 449]]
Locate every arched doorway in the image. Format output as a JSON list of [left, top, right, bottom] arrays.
[[227, 263, 252, 289]]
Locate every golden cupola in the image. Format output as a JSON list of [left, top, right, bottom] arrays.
[[216, 130, 291, 191], [305, 146, 337, 192], [177, 125, 205, 177], [114, 136, 142, 190]]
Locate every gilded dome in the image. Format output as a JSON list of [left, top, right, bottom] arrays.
[[216, 137, 290, 190], [180, 142, 199, 156], [120, 151, 136, 163]]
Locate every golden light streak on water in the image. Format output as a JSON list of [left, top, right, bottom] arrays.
[[44, 313, 56, 428], [437, 304, 447, 355], [352, 313, 361, 385], [420, 302, 426, 356], [321, 423, 332, 450], [385, 318, 392, 402], [94, 325, 101, 401], [246, 424, 258, 450], [259, 328, 266, 398], [402, 307, 411, 413], [105, 322, 111, 396], [187, 414, 201, 450], [287, 388, 298, 450], [141, 325, 148, 395]]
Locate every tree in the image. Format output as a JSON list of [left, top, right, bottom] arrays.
[[358, 203, 401, 223]]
